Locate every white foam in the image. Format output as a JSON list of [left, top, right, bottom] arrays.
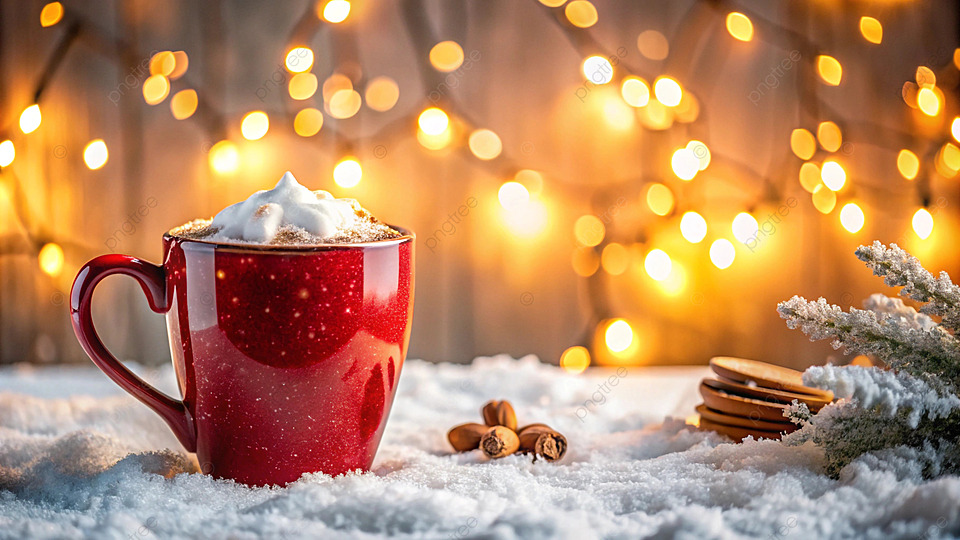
[[209, 172, 360, 243]]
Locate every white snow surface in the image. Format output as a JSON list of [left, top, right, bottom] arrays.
[[0, 355, 958, 539]]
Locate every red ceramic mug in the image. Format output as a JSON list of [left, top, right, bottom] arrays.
[[70, 228, 414, 485]]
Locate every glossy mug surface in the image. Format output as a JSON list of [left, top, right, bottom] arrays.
[[70, 229, 414, 485]]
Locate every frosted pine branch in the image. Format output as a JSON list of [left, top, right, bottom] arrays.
[[862, 293, 937, 332], [855, 241, 960, 332]]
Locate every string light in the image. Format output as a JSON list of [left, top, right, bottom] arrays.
[[709, 239, 735, 270], [582, 56, 613, 84], [817, 55, 842, 86], [680, 212, 707, 243], [429, 41, 465, 72], [320, 0, 350, 23], [572, 247, 600, 277], [653, 76, 682, 106], [40, 2, 63, 27], [149, 51, 176, 76], [294, 108, 324, 137], [731, 212, 759, 244], [322, 73, 353, 102], [142, 75, 170, 105], [38, 243, 64, 277], [82, 139, 108, 170], [20, 104, 41, 134], [644, 249, 672, 281], [840, 203, 865, 233], [333, 158, 362, 188], [952, 118, 960, 143], [601, 243, 629, 275], [917, 87, 940, 116], [365, 76, 400, 112], [859, 16, 882, 44], [670, 148, 698, 180], [790, 128, 816, 160], [418, 108, 449, 135], [209, 140, 239, 175], [565, 0, 598, 28], [289, 73, 319, 100], [821, 160, 846, 191], [0, 140, 14, 167], [687, 140, 710, 170], [560, 346, 591, 374], [604, 319, 634, 353], [285, 47, 315, 73], [636, 30, 669, 61], [574, 215, 604, 247], [170, 89, 198, 120], [912, 208, 934, 240], [240, 111, 270, 141], [725, 12, 754, 42], [620, 77, 650, 107], [498, 181, 530, 211], [646, 183, 675, 216], [817, 121, 841, 152], [799, 162, 821, 193], [170, 51, 189, 79], [811, 184, 837, 214], [916, 66, 935, 88], [897, 149, 919, 180], [328, 89, 362, 119], [468, 129, 503, 160]]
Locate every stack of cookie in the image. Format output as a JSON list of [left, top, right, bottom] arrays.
[[695, 357, 834, 442]]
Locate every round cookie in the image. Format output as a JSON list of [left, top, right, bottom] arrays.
[[699, 382, 790, 422], [695, 404, 797, 433], [703, 377, 832, 411], [698, 418, 784, 443], [709, 357, 833, 398]]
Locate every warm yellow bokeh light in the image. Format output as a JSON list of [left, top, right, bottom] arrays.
[[38, 243, 64, 277], [897, 149, 919, 180], [671, 148, 698, 180], [502, 199, 548, 237], [285, 47, 315, 73], [657, 261, 686, 296], [539, 0, 567, 6], [799, 162, 821, 193], [20, 104, 41, 134], [653, 76, 682, 107], [294, 108, 324, 137], [646, 183, 675, 216], [170, 51, 189, 79], [601, 98, 635, 131], [817, 55, 842, 86], [328, 89, 362, 119], [638, 99, 673, 130], [687, 140, 710, 170], [0, 140, 14, 167], [240, 111, 269, 141], [515, 169, 544, 194], [40, 2, 63, 27], [916, 66, 936, 88], [644, 249, 672, 281], [859, 16, 882, 44], [322, 73, 353, 102], [289, 73, 319, 100], [941, 143, 960, 173], [952, 117, 960, 143], [604, 319, 634, 353], [321, 0, 350, 23], [583, 56, 614, 85], [821, 160, 846, 191], [839, 203, 865, 233], [468, 129, 502, 160], [142, 74, 170, 105], [418, 108, 449, 135], [417, 129, 452, 151], [675, 93, 700, 123], [150, 51, 176, 76], [790, 128, 816, 160], [731, 212, 759, 244], [725, 12, 754, 42], [83, 139, 108, 170], [365, 76, 400, 112], [601, 243, 629, 275], [429, 41, 465, 72], [680, 211, 707, 243], [636, 30, 669, 61], [170, 89, 198, 120], [498, 181, 530, 211], [333, 158, 362, 188], [574, 215, 605, 247], [565, 0, 598, 28], [209, 140, 239, 175], [811, 184, 837, 214], [917, 87, 940, 116], [913, 208, 934, 240], [817, 121, 842, 152], [709, 239, 735, 270], [572, 247, 600, 277], [560, 346, 590, 374]]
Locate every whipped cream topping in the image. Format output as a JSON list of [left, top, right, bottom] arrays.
[[209, 172, 360, 243]]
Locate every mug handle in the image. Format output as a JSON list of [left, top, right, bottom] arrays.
[[70, 254, 197, 452]]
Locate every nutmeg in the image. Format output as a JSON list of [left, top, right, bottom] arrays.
[[480, 426, 520, 459], [447, 423, 488, 452], [518, 424, 567, 462], [481, 400, 518, 431]]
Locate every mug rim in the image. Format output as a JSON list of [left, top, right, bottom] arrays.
[[163, 224, 414, 252]]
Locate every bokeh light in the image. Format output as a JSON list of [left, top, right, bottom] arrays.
[[294, 108, 324, 137], [840, 203, 865, 233], [725, 12, 754, 42], [709, 239, 736, 270], [365, 76, 400, 112], [333, 158, 362, 188], [731, 212, 759, 244], [653, 76, 682, 106], [0, 140, 14, 167], [565, 0, 598, 28], [621, 77, 650, 107], [38, 243, 64, 277], [20, 104, 41, 134], [468, 129, 503, 160], [821, 160, 846, 191], [817, 121, 842, 152], [418, 108, 449, 135], [328, 89, 362, 119], [240, 111, 269, 141], [811, 184, 837, 214], [897, 149, 919, 180], [285, 47, 315, 73], [149, 51, 176, 76], [917, 87, 940, 116], [601, 243, 629, 275], [583, 56, 613, 84], [574, 215, 604, 247], [430, 41, 465, 72], [860, 16, 882, 44], [646, 183, 675, 216], [913, 208, 934, 240], [321, 0, 350, 23], [604, 319, 634, 353], [323, 73, 353, 102], [799, 162, 821, 193], [170, 89, 198, 120], [680, 211, 707, 243], [40, 2, 63, 27], [142, 74, 170, 105], [82, 139, 108, 170], [572, 247, 600, 277], [498, 181, 530, 211], [560, 346, 591, 374], [289, 73, 319, 100], [636, 30, 669, 60], [644, 249, 672, 281], [209, 140, 239, 175], [671, 148, 698, 180], [817, 55, 842, 86], [790, 128, 816, 160]]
